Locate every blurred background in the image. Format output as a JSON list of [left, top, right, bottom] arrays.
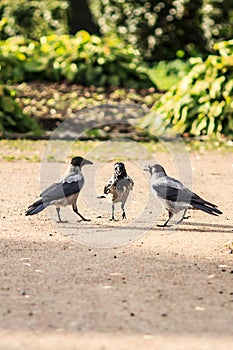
[[0, 0, 232, 140]]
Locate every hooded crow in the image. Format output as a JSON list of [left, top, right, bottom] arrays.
[[101, 162, 134, 221], [144, 164, 222, 227], [26, 156, 93, 222]]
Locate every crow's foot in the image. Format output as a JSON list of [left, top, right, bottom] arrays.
[[157, 223, 172, 228]]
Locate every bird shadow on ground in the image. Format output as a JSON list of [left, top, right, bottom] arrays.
[[172, 221, 233, 234], [56, 220, 233, 234]]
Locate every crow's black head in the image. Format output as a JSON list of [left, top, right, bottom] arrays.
[[71, 156, 93, 167], [114, 162, 127, 177]]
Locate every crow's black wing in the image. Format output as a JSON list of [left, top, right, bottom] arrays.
[[127, 176, 134, 188], [115, 177, 134, 192], [152, 184, 194, 203], [41, 175, 84, 200], [160, 176, 220, 207], [104, 176, 115, 194], [153, 184, 221, 213]]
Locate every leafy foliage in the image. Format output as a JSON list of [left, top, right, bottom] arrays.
[[0, 31, 154, 89], [90, 0, 233, 61], [141, 40, 233, 137], [0, 0, 68, 40], [201, 0, 233, 52], [0, 85, 42, 136], [148, 59, 191, 90]]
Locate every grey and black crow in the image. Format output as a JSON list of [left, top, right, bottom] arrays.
[[101, 162, 134, 221], [26, 156, 93, 222], [144, 164, 222, 227]]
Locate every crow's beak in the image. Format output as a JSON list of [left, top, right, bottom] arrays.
[[82, 158, 93, 166], [115, 167, 123, 176], [143, 165, 151, 172]]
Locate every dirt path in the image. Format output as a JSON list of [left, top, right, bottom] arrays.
[[0, 152, 233, 349]]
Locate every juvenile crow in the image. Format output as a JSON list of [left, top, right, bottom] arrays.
[[101, 162, 134, 221], [26, 156, 93, 222], [144, 164, 222, 227]]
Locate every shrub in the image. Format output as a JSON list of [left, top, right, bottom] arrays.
[[0, 31, 154, 89], [0, 85, 42, 136], [90, 0, 233, 61], [0, 0, 68, 40], [148, 59, 191, 90], [201, 0, 233, 52], [140, 40, 233, 137]]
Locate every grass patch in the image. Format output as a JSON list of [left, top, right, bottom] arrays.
[[0, 138, 232, 163]]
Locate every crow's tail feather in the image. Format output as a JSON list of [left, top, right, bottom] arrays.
[[200, 199, 218, 209], [25, 199, 50, 216], [191, 201, 222, 216]]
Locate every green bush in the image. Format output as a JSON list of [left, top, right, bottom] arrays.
[[0, 0, 68, 40], [148, 59, 191, 90], [90, 0, 233, 61], [140, 40, 233, 137], [0, 85, 42, 136], [0, 31, 154, 89], [201, 0, 233, 52]]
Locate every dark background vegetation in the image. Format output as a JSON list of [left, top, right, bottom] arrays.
[[0, 0, 232, 138]]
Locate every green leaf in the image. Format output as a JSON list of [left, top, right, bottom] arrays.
[[207, 116, 216, 135], [24, 59, 48, 72], [0, 96, 16, 113], [209, 76, 225, 99], [108, 75, 120, 86], [191, 80, 209, 95]]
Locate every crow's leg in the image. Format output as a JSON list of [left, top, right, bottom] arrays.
[[121, 203, 126, 219], [56, 207, 64, 223], [176, 209, 191, 224], [157, 211, 173, 227], [176, 209, 188, 224], [56, 207, 69, 223], [183, 209, 191, 220], [177, 209, 191, 224], [72, 203, 90, 222], [110, 203, 116, 221]]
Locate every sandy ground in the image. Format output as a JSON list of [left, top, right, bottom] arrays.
[[0, 151, 233, 350]]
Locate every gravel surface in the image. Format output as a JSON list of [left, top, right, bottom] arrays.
[[0, 152, 233, 350]]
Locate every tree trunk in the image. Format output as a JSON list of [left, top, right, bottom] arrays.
[[68, 0, 99, 35]]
